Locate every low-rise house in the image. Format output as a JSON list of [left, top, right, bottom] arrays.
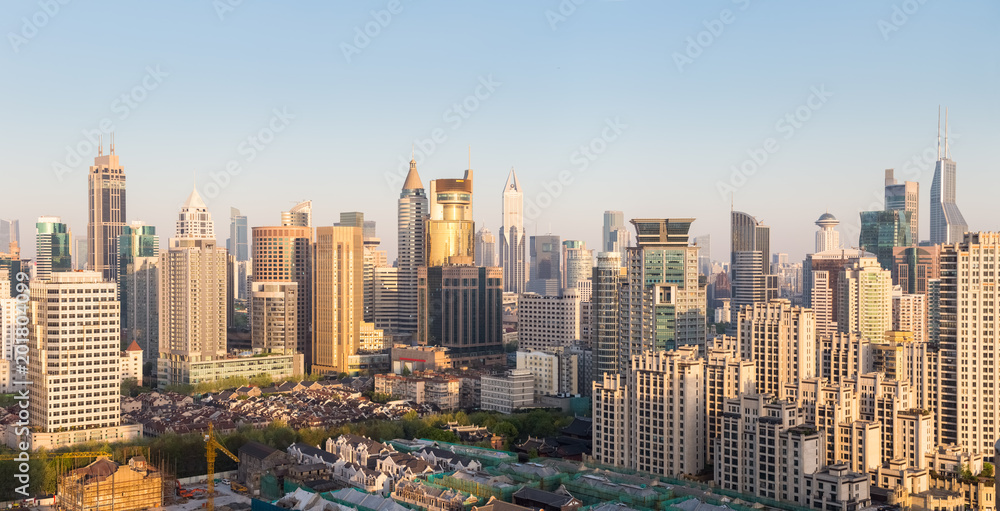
[[328, 434, 394, 466], [376, 452, 437, 483], [392, 479, 476, 511], [238, 441, 290, 497], [512, 486, 582, 511], [415, 446, 482, 472]]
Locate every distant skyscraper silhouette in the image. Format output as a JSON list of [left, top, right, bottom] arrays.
[[603, 211, 629, 264], [397, 157, 428, 337], [282, 200, 313, 228], [87, 137, 126, 282], [930, 107, 968, 244], [730, 210, 776, 310], [500, 168, 526, 293], [228, 207, 249, 262], [475, 227, 497, 267], [528, 234, 561, 296]]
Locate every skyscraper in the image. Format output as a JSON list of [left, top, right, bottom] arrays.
[[0, 219, 18, 253], [592, 251, 624, 378], [693, 234, 711, 278], [34, 216, 72, 281], [282, 200, 313, 228], [603, 211, 630, 264], [859, 210, 912, 271], [397, 158, 428, 337], [252, 225, 313, 367], [884, 169, 919, 244], [417, 265, 504, 366], [562, 240, 593, 294], [475, 227, 497, 267], [500, 168, 526, 293], [312, 225, 363, 374], [73, 237, 88, 270], [934, 232, 1000, 454], [838, 257, 892, 343], [250, 281, 298, 355], [158, 188, 229, 386], [527, 235, 561, 296], [619, 219, 707, 371], [736, 299, 816, 396], [929, 108, 968, 245], [338, 212, 386, 324], [815, 212, 841, 253], [87, 139, 126, 282], [228, 207, 249, 262], [119, 221, 159, 355], [28, 271, 141, 446], [730, 211, 776, 310], [426, 170, 475, 267]]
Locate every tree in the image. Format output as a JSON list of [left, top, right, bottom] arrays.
[[249, 373, 274, 388], [400, 366, 412, 376], [981, 462, 994, 479], [493, 421, 518, 439]]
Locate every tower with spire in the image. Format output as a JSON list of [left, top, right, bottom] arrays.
[[157, 186, 229, 386], [930, 107, 968, 244], [500, 168, 526, 293], [87, 133, 126, 283], [814, 212, 841, 253], [396, 156, 428, 338]]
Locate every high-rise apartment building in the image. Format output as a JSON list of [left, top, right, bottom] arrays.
[[475, 227, 497, 267], [929, 108, 968, 245], [28, 271, 141, 447], [884, 169, 919, 245], [562, 240, 593, 295], [527, 235, 561, 296], [592, 251, 624, 379], [500, 168, 526, 294], [35, 216, 72, 281], [736, 299, 816, 396], [694, 234, 711, 279], [592, 346, 705, 477], [228, 207, 249, 262], [706, 343, 756, 462], [892, 291, 926, 344], [157, 188, 229, 386], [517, 291, 581, 352], [730, 211, 776, 310], [815, 212, 841, 253], [619, 219, 706, 373], [252, 225, 313, 367], [397, 159, 428, 337], [282, 200, 313, 228], [838, 257, 892, 343], [804, 248, 873, 338], [250, 281, 298, 355], [934, 232, 1000, 454], [417, 265, 504, 367], [312, 226, 363, 374], [87, 142, 126, 282], [859, 210, 913, 271], [119, 222, 158, 358]]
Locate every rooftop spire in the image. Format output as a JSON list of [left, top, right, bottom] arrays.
[[402, 153, 423, 190], [110, 132, 115, 155], [944, 107, 949, 159], [99, 134, 103, 157]]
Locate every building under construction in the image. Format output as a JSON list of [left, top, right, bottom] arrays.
[[57, 456, 163, 511]]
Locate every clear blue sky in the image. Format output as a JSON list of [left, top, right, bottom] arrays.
[[2, 1, 998, 262]]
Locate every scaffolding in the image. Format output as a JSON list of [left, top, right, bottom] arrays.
[[425, 471, 526, 503], [391, 479, 477, 511], [57, 455, 163, 511]]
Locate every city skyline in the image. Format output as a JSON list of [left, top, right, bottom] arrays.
[[2, 2, 998, 264]]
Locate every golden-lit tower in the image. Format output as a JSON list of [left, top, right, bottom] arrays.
[[426, 168, 474, 267]]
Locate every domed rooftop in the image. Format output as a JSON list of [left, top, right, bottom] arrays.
[[816, 212, 839, 227]]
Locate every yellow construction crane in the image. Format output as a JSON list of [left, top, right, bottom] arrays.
[[205, 422, 239, 511]]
